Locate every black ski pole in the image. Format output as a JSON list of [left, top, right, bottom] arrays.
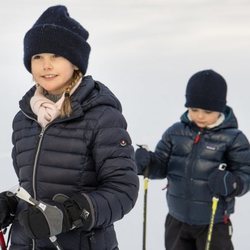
[[137, 144, 150, 250]]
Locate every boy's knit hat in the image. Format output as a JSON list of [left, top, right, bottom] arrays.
[[23, 5, 90, 75], [185, 69, 227, 112]]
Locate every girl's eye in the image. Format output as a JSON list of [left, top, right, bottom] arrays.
[[53, 54, 61, 58], [190, 108, 198, 112], [32, 55, 41, 60]]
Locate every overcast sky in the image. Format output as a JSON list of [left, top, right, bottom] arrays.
[[1, 1, 250, 249]]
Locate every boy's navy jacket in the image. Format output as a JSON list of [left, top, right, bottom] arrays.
[[10, 76, 139, 249], [149, 107, 250, 225]]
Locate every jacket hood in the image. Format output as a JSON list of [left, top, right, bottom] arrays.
[[181, 106, 238, 130], [74, 76, 122, 112], [19, 75, 122, 118]]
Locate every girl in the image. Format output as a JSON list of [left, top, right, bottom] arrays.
[[0, 5, 139, 250]]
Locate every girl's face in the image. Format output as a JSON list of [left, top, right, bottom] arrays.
[[31, 53, 78, 95], [188, 108, 221, 128]]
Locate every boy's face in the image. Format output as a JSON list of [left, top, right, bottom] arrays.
[[188, 108, 221, 128]]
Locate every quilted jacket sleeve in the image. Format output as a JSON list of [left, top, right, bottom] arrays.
[[146, 126, 173, 179], [84, 107, 139, 228], [225, 131, 250, 196]]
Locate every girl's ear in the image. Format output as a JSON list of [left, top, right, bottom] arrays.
[[74, 65, 79, 71]]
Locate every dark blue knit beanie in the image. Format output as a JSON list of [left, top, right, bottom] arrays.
[[24, 5, 91, 75], [185, 69, 227, 112]]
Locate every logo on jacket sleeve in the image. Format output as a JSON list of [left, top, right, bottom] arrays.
[[120, 139, 127, 147]]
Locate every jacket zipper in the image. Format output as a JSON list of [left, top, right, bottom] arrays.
[[21, 111, 48, 199], [21, 110, 81, 197], [186, 129, 203, 221], [21, 112, 48, 250], [20, 110, 82, 249], [194, 130, 202, 144], [32, 126, 46, 200], [187, 130, 203, 178]]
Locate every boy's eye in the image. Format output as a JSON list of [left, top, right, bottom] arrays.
[[204, 110, 213, 114]]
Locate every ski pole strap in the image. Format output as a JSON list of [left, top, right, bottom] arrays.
[[35, 201, 64, 237]]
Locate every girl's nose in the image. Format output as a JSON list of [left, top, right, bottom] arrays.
[[43, 58, 53, 70]]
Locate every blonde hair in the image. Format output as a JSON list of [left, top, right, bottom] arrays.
[[61, 70, 82, 117]]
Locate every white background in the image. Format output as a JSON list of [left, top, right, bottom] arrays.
[[1, 1, 250, 249]]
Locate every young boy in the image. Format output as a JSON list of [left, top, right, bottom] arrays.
[[135, 69, 250, 250]]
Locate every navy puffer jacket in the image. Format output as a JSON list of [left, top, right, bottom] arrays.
[[10, 76, 139, 249], [148, 107, 250, 225]]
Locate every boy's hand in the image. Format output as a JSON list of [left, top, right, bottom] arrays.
[[208, 169, 242, 197], [135, 147, 151, 175]]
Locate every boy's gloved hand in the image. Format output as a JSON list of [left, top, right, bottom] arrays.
[[18, 194, 94, 239], [0, 191, 18, 229], [135, 147, 151, 175], [208, 169, 242, 197]]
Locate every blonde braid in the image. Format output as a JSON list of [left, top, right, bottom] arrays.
[[61, 70, 82, 117]]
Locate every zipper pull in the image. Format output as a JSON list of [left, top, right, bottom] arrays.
[[39, 127, 45, 138], [194, 131, 201, 144]]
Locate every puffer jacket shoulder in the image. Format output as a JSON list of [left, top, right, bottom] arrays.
[[150, 107, 250, 225], [10, 76, 139, 249]]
